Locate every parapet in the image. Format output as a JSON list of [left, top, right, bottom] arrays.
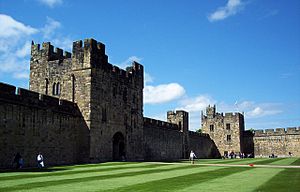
[[254, 127, 300, 136], [188, 131, 209, 138], [0, 82, 78, 115], [0, 82, 16, 95], [31, 41, 71, 61], [143, 117, 180, 131]]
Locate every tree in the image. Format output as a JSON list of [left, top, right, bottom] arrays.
[[196, 128, 202, 133]]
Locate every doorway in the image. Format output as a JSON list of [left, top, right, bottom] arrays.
[[112, 132, 125, 160]]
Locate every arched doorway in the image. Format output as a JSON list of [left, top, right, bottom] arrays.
[[112, 132, 126, 160]]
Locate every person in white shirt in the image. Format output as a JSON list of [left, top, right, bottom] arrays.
[[37, 152, 44, 168], [189, 150, 197, 164]]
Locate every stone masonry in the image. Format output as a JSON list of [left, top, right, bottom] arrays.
[[0, 38, 299, 168], [202, 105, 245, 157], [201, 105, 300, 157], [0, 38, 218, 168]]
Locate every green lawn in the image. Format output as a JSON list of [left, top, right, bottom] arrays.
[[1, 158, 299, 192]]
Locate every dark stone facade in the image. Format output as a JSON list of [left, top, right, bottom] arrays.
[[1, 38, 298, 168], [0, 38, 218, 168]]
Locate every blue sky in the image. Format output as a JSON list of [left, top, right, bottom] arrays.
[[0, 0, 299, 131]]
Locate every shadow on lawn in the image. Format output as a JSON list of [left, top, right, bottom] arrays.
[[0, 167, 68, 173]]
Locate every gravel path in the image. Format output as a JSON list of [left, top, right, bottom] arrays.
[[146, 162, 300, 169]]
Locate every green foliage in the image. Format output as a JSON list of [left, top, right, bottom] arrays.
[[196, 128, 202, 133]]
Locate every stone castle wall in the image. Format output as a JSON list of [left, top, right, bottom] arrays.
[[143, 117, 183, 160], [202, 105, 244, 157], [253, 128, 300, 157], [188, 131, 220, 158], [29, 39, 144, 162], [0, 82, 89, 168], [143, 117, 218, 160]]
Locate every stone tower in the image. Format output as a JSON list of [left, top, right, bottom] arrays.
[[29, 38, 144, 162], [167, 110, 189, 158], [201, 105, 245, 157]]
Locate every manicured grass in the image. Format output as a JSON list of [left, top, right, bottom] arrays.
[[1, 158, 299, 192]]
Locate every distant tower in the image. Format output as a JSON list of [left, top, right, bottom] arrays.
[[202, 105, 245, 157], [167, 110, 189, 158]]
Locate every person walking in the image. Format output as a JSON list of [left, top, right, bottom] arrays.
[[37, 152, 44, 168], [13, 153, 21, 169], [189, 150, 197, 164]]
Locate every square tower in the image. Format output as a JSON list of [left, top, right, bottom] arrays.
[[201, 105, 245, 157]]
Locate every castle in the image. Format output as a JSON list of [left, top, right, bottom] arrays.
[[0, 38, 299, 168], [202, 105, 300, 157]]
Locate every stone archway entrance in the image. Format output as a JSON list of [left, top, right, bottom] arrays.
[[112, 132, 125, 160]]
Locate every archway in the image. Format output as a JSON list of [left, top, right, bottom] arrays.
[[112, 132, 126, 160]]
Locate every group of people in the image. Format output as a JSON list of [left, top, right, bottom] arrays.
[[223, 151, 253, 159], [12, 152, 45, 169]]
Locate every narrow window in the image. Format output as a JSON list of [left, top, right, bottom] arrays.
[[210, 124, 214, 132], [113, 86, 117, 97], [56, 82, 61, 95], [227, 135, 231, 142], [72, 74, 75, 102], [53, 83, 56, 95], [226, 123, 231, 130], [45, 78, 49, 95], [179, 121, 182, 129], [102, 107, 107, 122]]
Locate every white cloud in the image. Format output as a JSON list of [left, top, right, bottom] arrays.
[[0, 15, 37, 81], [179, 95, 216, 112], [144, 73, 154, 84], [0, 14, 71, 82], [0, 14, 38, 38], [37, 0, 63, 8], [247, 106, 282, 118], [176, 94, 216, 131], [51, 37, 73, 51], [144, 83, 185, 104], [13, 71, 29, 79], [115, 56, 143, 69], [16, 41, 32, 58], [218, 100, 283, 118], [208, 0, 244, 22], [42, 17, 61, 39]]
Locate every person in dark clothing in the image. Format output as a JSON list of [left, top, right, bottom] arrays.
[[13, 153, 21, 169]]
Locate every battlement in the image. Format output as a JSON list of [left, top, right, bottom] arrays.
[[0, 82, 79, 115], [31, 38, 144, 84], [254, 127, 300, 136], [143, 117, 180, 131], [202, 112, 243, 119], [109, 61, 144, 82], [31, 41, 71, 61], [72, 38, 106, 55], [188, 131, 209, 138]]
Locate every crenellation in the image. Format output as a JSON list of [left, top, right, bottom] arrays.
[[17, 88, 40, 105], [287, 127, 299, 134], [254, 129, 264, 135], [202, 105, 244, 157], [64, 51, 71, 58], [143, 117, 179, 130], [2, 37, 299, 168], [265, 129, 275, 134], [31, 41, 72, 62], [276, 128, 285, 133], [188, 131, 209, 138], [225, 112, 234, 117], [40, 94, 59, 106], [0, 82, 16, 95]]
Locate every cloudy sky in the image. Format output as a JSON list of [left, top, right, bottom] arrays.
[[0, 0, 299, 131]]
